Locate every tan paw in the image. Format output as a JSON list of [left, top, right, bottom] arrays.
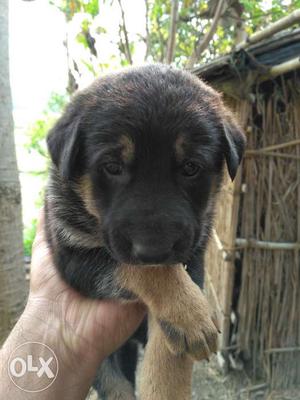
[[158, 308, 220, 361]]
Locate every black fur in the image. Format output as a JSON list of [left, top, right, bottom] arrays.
[[45, 64, 246, 398]]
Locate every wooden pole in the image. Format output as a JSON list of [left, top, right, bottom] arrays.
[[259, 57, 300, 81], [235, 238, 300, 251], [165, 0, 179, 64], [186, 0, 226, 68], [237, 10, 300, 50], [216, 58, 300, 98]]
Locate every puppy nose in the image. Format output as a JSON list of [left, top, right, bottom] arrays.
[[133, 242, 171, 264]]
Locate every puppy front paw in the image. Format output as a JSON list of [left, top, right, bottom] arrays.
[[158, 306, 220, 361]]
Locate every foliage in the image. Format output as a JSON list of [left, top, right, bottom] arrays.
[[23, 219, 37, 257], [23, 187, 45, 257], [25, 92, 68, 174], [240, 0, 300, 32], [148, 0, 300, 64], [24, 93, 67, 256], [49, 0, 99, 21], [48, 0, 300, 73]]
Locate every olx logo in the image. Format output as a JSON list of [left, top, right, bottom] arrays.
[[8, 342, 59, 392]]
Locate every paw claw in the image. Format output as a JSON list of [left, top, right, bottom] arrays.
[[158, 317, 219, 361]]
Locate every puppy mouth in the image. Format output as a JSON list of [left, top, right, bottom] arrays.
[[104, 238, 190, 267], [103, 223, 195, 266], [127, 257, 188, 267]]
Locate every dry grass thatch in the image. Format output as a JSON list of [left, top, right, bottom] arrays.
[[205, 72, 300, 390], [237, 74, 300, 388]]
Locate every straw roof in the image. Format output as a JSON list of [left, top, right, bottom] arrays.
[[192, 20, 300, 104], [193, 28, 300, 86]]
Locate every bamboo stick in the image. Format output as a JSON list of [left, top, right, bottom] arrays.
[[235, 238, 300, 250], [245, 139, 300, 152], [259, 57, 300, 81], [265, 347, 300, 354], [216, 58, 300, 97], [212, 229, 232, 261], [245, 151, 300, 161], [205, 270, 223, 318], [221, 152, 244, 350], [237, 10, 300, 50], [239, 383, 268, 394]]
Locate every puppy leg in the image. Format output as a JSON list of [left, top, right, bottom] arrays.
[[118, 264, 219, 361], [93, 355, 136, 400], [139, 315, 193, 400]]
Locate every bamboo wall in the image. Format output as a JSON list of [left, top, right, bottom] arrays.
[[205, 100, 250, 351], [205, 73, 300, 389]]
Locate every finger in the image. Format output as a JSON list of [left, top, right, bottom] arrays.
[[36, 207, 45, 232], [31, 208, 54, 273], [32, 208, 47, 250]]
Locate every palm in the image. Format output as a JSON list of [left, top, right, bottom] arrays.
[[28, 212, 145, 362]]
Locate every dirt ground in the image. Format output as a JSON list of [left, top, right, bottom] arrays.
[[191, 357, 248, 399], [87, 355, 300, 400]]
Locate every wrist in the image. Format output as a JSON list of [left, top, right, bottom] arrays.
[[0, 296, 102, 399], [22, 295, 104, 368]]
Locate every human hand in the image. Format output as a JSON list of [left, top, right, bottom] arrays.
[[27, 210, 146, 366]]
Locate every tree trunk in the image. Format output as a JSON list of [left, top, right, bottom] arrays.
[[0, 0, 27, 345], [117, 0, 133, 65], [186, 0, 226, 69], [165, 0, 179, 64], [144, 0, 151, 61]]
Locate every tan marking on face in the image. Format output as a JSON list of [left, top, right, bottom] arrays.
[[77, 175, 101, 221], [175, 135, 185, 162], [119, 135, 135, 163], [210, 175, 219, 197]]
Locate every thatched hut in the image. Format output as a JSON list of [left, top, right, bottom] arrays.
[[194, 25, 300, 390]]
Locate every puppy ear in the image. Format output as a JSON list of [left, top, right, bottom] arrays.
[[47, 111, 82, 180], [222, 117, 246, 181]]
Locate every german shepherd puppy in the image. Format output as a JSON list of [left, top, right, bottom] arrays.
[[45, 64, 245, 399]]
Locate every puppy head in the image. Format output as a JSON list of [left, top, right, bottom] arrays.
[[47, 64, 246, 265]]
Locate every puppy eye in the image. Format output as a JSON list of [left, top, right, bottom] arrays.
[[103, 162, 123, 176], [181, 161, 200, 177]]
